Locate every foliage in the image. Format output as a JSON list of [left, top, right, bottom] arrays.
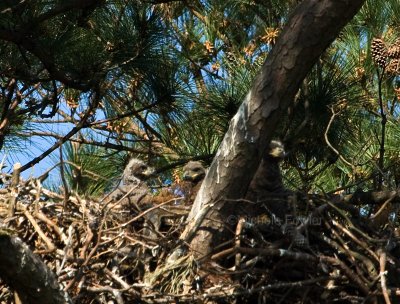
[[0, 0, 399, 198]]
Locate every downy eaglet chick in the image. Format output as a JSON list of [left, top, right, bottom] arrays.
[[111, 158, 166, 241], [122, 158, 155, 186], [247, 139, 286, 197], [181, 161, 206, 204], [245, 140, 290, 220], [110, 158, 155, 209], [246, 141, 306, 247]]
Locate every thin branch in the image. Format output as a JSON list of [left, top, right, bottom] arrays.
[[324, 106, 354, 168], [378, 249, 391, 304], [0, 79, 19, 151], [376, 68, 387, 190], [19, 91, 100, 172], [59, 146, 70, 218]]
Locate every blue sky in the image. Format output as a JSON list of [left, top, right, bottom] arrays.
[[0, 102, 78, 184]]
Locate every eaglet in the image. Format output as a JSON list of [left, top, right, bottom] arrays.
[[109, 158, 170, 241], [109, 158, 155, 212], [181, 160, 206, 204], [245, 140, 290, 219], [245, 140, 307, 247]]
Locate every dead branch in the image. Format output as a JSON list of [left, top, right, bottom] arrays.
[[0, 232, 72, 304]]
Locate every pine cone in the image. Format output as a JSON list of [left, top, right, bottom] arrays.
[[388, 45, 400, 59], [371, 38, 388, 68], [386, 58, 400, 76], [226, 51, 236, 63]]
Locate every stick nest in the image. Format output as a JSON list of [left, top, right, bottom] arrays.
[[0, 173, 399, 303]]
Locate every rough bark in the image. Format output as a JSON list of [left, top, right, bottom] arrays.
[[181, 0, 366, 258], [0, 232, 72, 304]]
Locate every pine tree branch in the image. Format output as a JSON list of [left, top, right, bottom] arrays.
[[0, 232, 72, 304]]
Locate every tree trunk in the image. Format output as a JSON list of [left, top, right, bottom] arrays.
[[0, 233, 72, 304], [180, 0, 366, 258]]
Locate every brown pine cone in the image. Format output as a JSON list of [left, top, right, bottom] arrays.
[[371, 38, 388, 68], [388, 45, 400, 59], [387, 58, 400, 76]]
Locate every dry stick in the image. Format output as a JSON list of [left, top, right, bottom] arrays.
[[104, 197, 182, 232], [379, 249, 392, 304], [8, 163, 21, 217], [370, 192, 396, 220], [41, 188, 65, 200], [210, 246, 370, 295], [323, 219, 377, 281], [31, 176, 68, 244], [124, 234, 155, 249], [79, 225, 94, 260], [23, 207, 56, 252], [234, 217, 245, 269], [57, 225, 74, 276], [104, 268, 130, 290], [325, 199, 379, 243], [64, 231, 97, 291], [33, 178, 41, 214], [81, 286, 125, 304], [331, 219, 379, 262], [198, 239, 241, 263], [98, 232, 125, 247], [59, 146, 70, 219], [320, 256, 370, 295], [90, 242, 129, 260], [14, 291, 23, 304], [211, 246, 316, 262], [65, 203, 109, 292], [142, 276, 334, 303], [35, 211, 67, 244]]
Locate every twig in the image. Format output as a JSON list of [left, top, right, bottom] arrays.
[[211, 246, 316, 262], [320, 255, 370, 295], [57, 225, 74, 276], [79, 225, 94, 260], [104, 268, 130, 289], [7, 163, 21, 217], [378, 249, 391, 304], [324, 107, 354, 168], [35, 211, 67, 244], [23, 207, 56, 252], [81, 285, 125, 304], [141, 276, 334, 303], [234, 217, 245, 269], [59, 146, 69, 219], [105, 197, 180, 232], [370, 193, 396, 228], [322, 218, 377, 279], [331, 219, 379, 262], [376, 68, 387, 190]]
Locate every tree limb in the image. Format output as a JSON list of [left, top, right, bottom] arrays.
[[180, 0, 367, 258], [0, 232, 72, 304]]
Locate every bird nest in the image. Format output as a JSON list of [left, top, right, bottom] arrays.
[[0, 172, 399, 303]]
